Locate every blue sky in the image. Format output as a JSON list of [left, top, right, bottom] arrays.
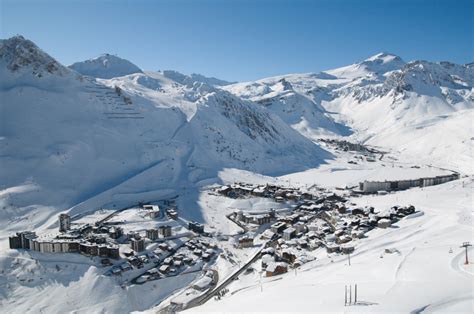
[[1, 0, 472, 81]]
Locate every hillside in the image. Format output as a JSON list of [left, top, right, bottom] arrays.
[[224, 53, 473, 173], [0, 36, 329, 234]]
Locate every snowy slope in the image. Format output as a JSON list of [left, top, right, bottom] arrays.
[[224, 76, 352, 139], [69, 53, 143, 79], [0, 36, 329, 234], [188, 178, 474, 313], [225, 52, 473, 174]]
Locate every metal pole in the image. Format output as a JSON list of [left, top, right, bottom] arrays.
[[349, 285, 352, 305], [355, 284, 357, 304], [466, 246, 469, 265], [344, 285, 347, 306], [348, 253, 351, 266], [461, 242, 472, 265]]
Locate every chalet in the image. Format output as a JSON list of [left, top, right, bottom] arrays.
[[337, 235, 352, 244], [252, 187, 266, 197], [261, 254, 275, 269], [309, 240, 322, 250], [297, 239, 308, 249], [266, 262, 288, 277], [217, 185, 232, 196], [262, 247, 275, 255], [147, 268, 159, 277], [326, 244, 340, 253], [158, 243, 169, 251], [159, 265, 170, 274], [351, 230, 366, 239], [281, 249, 298, 264], [341, 244, 355, 254], [260, 229, 275, 240], [325, 234, 337, 243], [377, 219, 391, 229]]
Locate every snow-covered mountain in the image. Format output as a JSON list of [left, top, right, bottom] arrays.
[[157, 69, 234, 87], [224, 52, 473, 173], [2, 35, 471, 232], [1, 35, 473, 314], [0, 36, 329, 233], [69, 53, 143, 79]]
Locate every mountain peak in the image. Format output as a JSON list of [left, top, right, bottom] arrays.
[[69, 54, 142, 79], [364, 52, 403, 63], [0, 35, 68, 76], [358, 52, 405, 76]]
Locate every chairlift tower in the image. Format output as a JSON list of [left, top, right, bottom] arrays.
[[460, 242, 472, 265]]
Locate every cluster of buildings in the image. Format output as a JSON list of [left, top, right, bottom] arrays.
[[216, 183, 316, 204], [156, 239, 216, 275], [129, 237, 218, 284], [224, 187, 420, 277], [319, 138, 375, 154], [236, 209, 275, 226], [128, 225, 173, 253], [145, 225, 172, 240], [9, 213, 121, 259], [237, 235, 254, 248], [266, 201, 416, 263], [359, 172, 460, 193]]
